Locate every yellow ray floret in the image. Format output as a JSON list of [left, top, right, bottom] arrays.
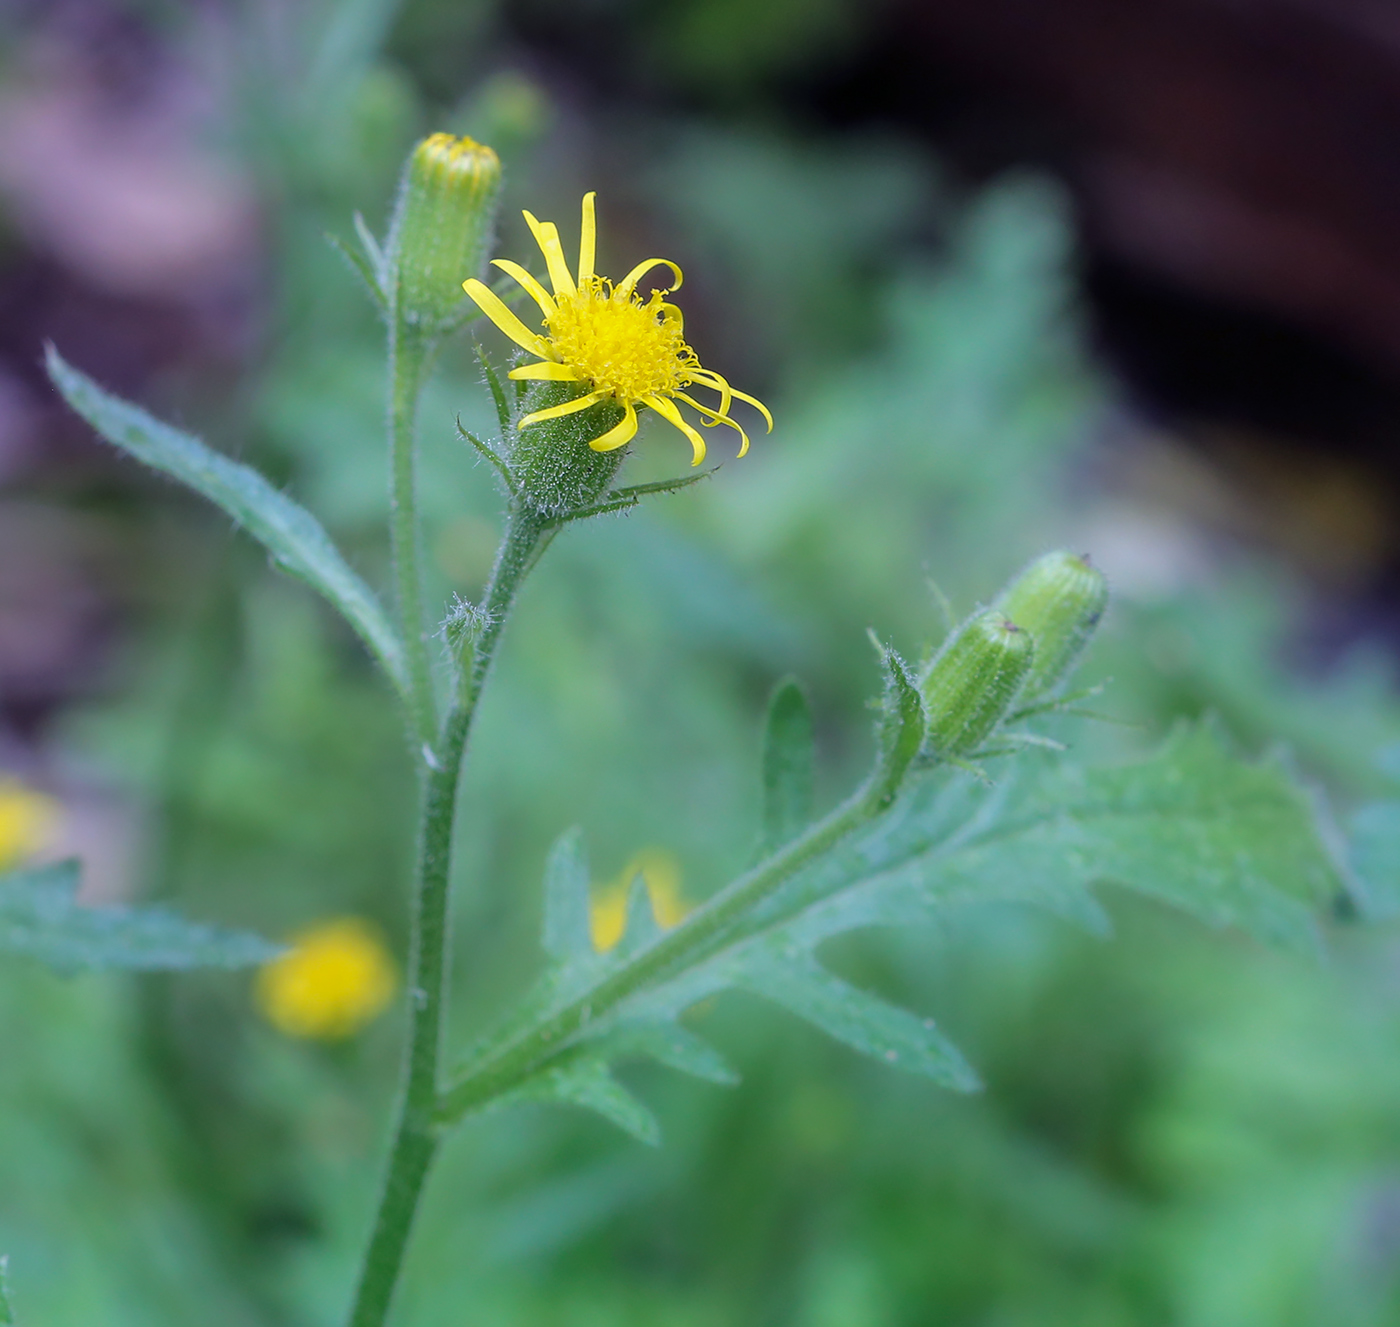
[[464, 193, 771, 466], [589, 848, 691, 953]]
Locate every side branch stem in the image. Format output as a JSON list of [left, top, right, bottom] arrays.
[[438, 771, 890, 1122], [347, 511, 547, 1327]]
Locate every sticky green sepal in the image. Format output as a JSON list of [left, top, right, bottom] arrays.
[[508, 379, 627, 516]]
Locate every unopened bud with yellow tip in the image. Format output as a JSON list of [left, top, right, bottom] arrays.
[[996, 550, 1108, 699], [387, 132, 501, 336], [921, 610, 1034, 760]]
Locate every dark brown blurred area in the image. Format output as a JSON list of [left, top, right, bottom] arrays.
[[822, 0, 1400, 636], [861, 1, 1400, 433], [884, 0, 1400, 380]]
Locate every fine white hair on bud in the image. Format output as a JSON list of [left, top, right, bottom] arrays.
[[387, 133, 502, 336], [996, 550, 1109, 700], [920, 610, 1034, 760]]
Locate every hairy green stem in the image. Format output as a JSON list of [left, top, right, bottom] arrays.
[[388, 322, 437, 749], [437, 771, 890, 1123], [348, 512, 547, 1327]]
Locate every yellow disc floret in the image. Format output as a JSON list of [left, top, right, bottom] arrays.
[[546, 281, 694, 403], [463, 193, 771, 466]]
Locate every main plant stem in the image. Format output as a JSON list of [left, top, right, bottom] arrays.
[[349, 511, 548, 1327], [388, 321, 436, 750]]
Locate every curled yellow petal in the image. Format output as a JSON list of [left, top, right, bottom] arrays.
[[728, 385, 774, 432], [519, 389, 609, 428], [578, 191, 597, 286], [589, 402, 638, 452], [685, 367, 730, 418], [490, 259, 557, 318], [643, 393, 706, 466], [522, 210, 577, 297], [674, 391, 750, 457], [617, 258, 683, 298], [462, 278, 553, 358]]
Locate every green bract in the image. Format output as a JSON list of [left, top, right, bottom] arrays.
[[508, 380, 629, 515]]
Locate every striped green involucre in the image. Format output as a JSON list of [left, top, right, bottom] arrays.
[[388, 133, 502, 334], [997, 550, 1109, 699], [920, 610, 1034, 759]]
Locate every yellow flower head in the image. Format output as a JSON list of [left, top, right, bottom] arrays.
[[256, 918, 397, 1041], [590, 848, 691, 953], [463, 193, 772, 466], [0, 779, 58, 872]]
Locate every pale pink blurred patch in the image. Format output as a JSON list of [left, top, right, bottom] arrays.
[[50, 786, 144, 906], [0, 36, 258, 299], [0, 369, 42, 480]]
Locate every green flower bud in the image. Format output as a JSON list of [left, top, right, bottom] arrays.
[[996, 551, 1108, 698], [921, 610, 1034, 759], [387, 132, 501, 336]]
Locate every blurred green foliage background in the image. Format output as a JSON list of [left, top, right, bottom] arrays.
[[4, 1, 1400, 1324]]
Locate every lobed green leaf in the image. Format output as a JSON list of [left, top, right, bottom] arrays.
[[871, 645, 926, 804], [456, 722, 1340, 1142], [542, 827, 593, 961], [326, 224, 388, 314], [0, 861, 281, 974], [733, 946, 979, 1089], [512, 1058, 660, 1146]]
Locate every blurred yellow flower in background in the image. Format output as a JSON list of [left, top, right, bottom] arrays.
[[256, 918, 397, 1040], [0, 778, 58, 871], [590, 848, 691, 953]]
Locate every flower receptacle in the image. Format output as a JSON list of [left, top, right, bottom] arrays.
[[921, 610, 1034, 760], [996, 550, 1108, 699], [509, 379, 627, 515], [387, 133, 501, 339]]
